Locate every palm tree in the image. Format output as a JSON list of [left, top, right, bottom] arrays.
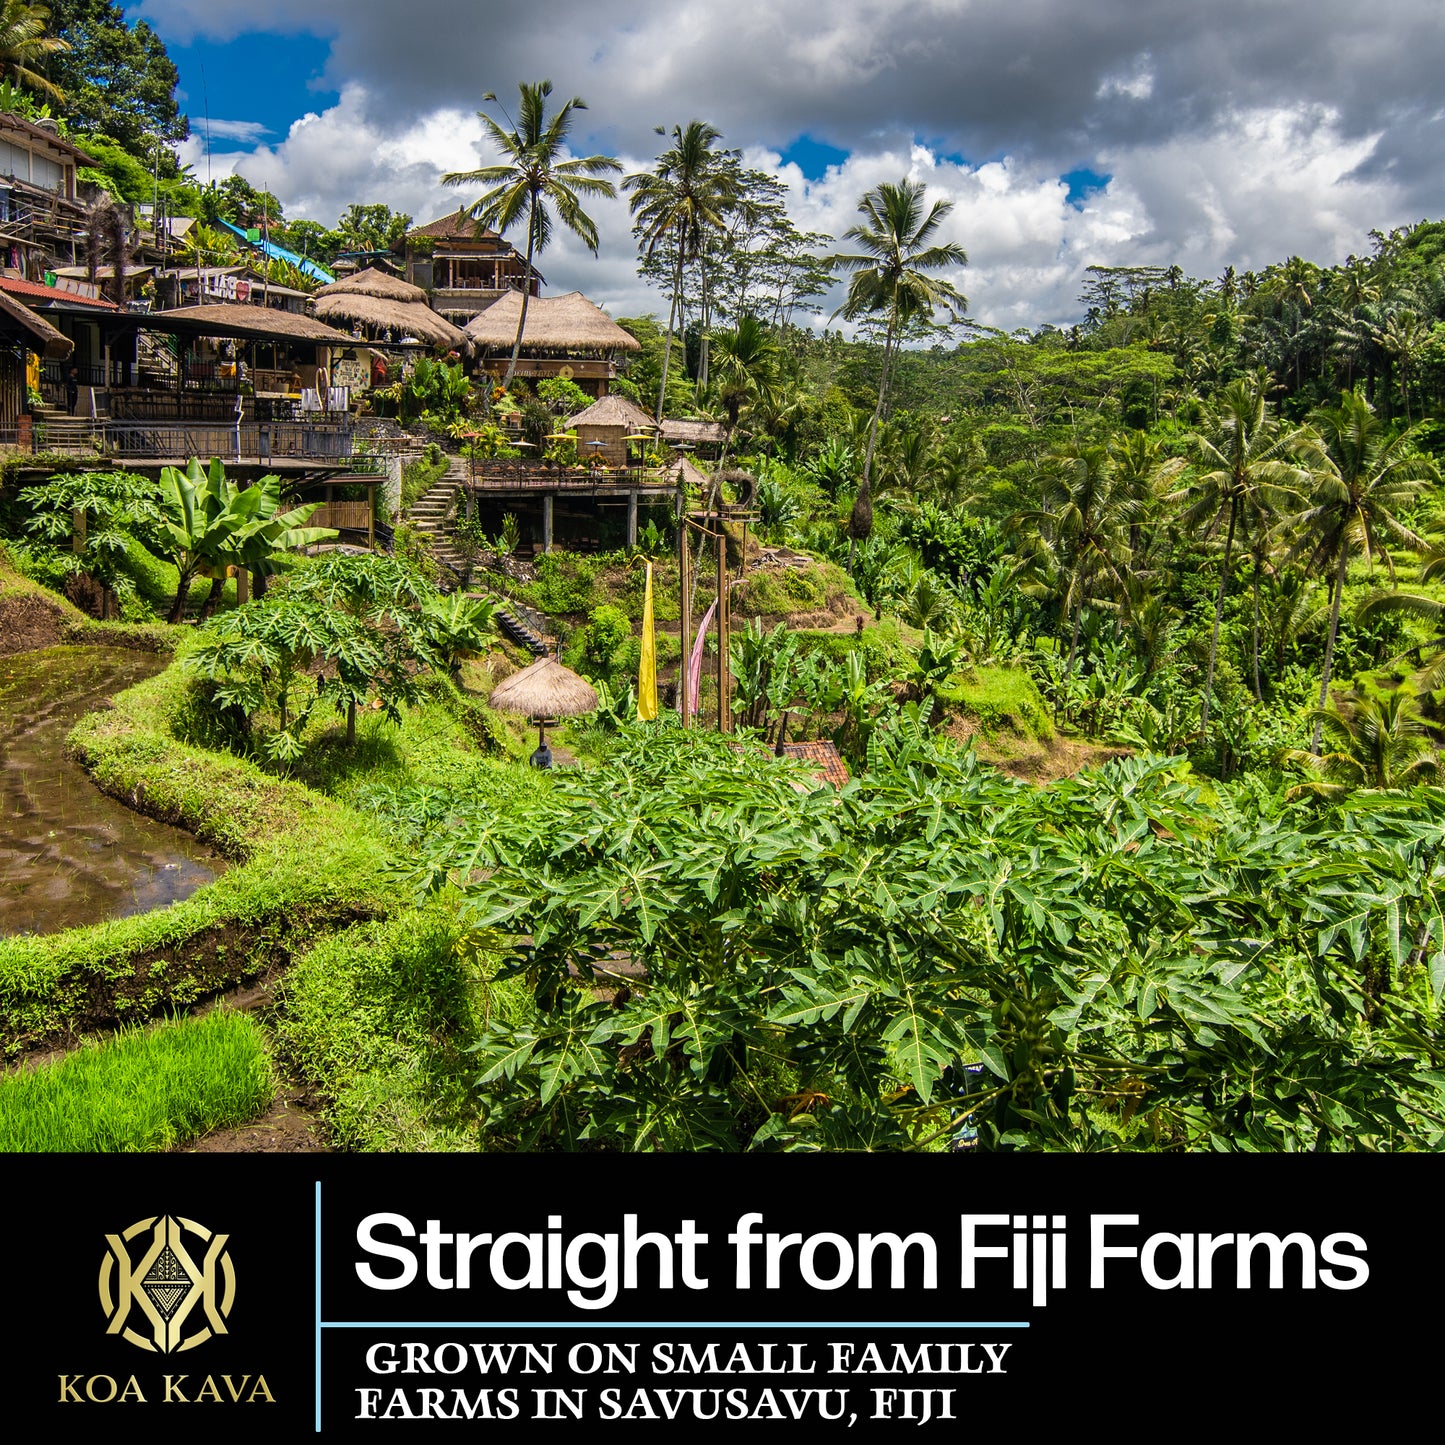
[[623, 120, 733, 420], [444, 81, 621, 391], [1380, 308, 1429, 423], [1293, 390, 1438, 751], [0, 1, 66, 101], [709, 313, 779, 463], [831, 179, 966, 560], [1014, 442, 1136, 695], [1172, 377, 1318, 736], [1281, 690, 1439, 799], [1358, 543, 1445, 692]]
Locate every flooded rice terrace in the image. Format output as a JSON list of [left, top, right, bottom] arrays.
[[0, 647, 225, 937]]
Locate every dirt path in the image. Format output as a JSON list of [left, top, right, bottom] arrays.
[[183, 1085, 330, 1153]]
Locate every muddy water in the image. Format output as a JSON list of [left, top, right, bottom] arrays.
[[0, 647, 226, 937]]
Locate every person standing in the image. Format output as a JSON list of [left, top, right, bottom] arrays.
[[65, 365, 79, 416]]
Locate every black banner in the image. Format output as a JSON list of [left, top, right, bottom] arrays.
[[8, 1154, 1434, 1437]]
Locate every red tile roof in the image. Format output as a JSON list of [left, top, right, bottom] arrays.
[[778, 741, 852, 789], [406, 212, 510, 243], [731, 738, 852, 789], [0, 276, 120, 310]]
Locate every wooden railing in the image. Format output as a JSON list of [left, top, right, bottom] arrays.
[[460, 460, 676, 492], [309, 500, 372, 530]]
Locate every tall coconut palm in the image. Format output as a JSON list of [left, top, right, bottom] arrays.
[[623, 120, 733, 420], [709, 313, 780, 463], [444, 80, 621, 391], [1292, 390, 1438, 752], [1014, 442, 1136, 694], [1172, 377, 1318, 736], [0, 1, 67, 101], [830, 179, 967, 561]]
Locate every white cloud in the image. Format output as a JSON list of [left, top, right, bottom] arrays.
[[149, 4, 1431, 327], [203, 118, 274, 143], [1096, 56, 1155, 102]]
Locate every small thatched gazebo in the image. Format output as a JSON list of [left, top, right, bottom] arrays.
[[564, 392, 657, 468], [488, 657, 599, 768], [312, 267, 468, 350]]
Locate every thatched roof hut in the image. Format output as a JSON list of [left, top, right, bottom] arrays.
[[562, 392, 658, 467], [464, 291, 641, 357], [564, 393, 656, 431], [311, 267, 467, 350], [489, 658, 599, 718], [661, 417, 726, 449], [142, 304, 357, 345], [316, 267, 428, 305]]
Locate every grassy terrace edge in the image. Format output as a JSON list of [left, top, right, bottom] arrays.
[[0, 649, 394, 1056]]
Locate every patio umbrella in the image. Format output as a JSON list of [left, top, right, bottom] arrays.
[[488, 658, 599, 768]]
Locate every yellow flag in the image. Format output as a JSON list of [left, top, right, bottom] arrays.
[[637, 561, 658, 721]]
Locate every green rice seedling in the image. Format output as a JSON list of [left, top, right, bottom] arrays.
[[0, 1010, 274, 1153]]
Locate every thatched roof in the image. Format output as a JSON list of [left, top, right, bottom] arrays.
[[661, 417, 726, 446], [140, 304, 357, 345], [565, 393, 657, 431], [0, 288, 71, 358], [314, 267, 428, 305], [676, 455, 710, 491], [488, 658, 599, 718], [312, 279, 467, 350], [465, 291, 641, 356]]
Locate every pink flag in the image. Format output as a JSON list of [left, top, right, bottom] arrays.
[[687, 600, 717, 717]]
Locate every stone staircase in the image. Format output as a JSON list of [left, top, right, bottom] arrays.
[[495, 603, 549, 657], [404, 466, 464, 580], [31, 404, 104, 456]]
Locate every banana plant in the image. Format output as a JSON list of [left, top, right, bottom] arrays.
[[421, 593, 498, 677], [155, 458, 335, 620]]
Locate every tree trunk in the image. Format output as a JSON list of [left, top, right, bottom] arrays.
[[502, 200, 538, 393], [1250, 556, 1263, 702], [1199, 498, 1238, 737], [198, 575, 224, 620], [655, 244, 683, 423], [167, 565, 196, 624], [347, 697, 357, 747], [849, 318, 896, 570], [697, 249, 712, 392], [1311, 545, 1351, 755]]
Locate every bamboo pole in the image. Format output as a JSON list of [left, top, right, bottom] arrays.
[[716, 518, 731, 733]]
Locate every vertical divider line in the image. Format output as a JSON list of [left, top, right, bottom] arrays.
[[315, 1179, 322, 1433]]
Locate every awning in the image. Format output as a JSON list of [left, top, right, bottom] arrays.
[[0, 288, 73, 359]]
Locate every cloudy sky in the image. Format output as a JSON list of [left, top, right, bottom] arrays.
[[128, 0, 1445, 331]]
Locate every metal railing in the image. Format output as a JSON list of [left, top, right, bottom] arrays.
[[41, 360, 107, 388], [101, 419, 359, 461]]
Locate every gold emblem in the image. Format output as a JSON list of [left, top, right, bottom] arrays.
[[98, 1215, 236, 1353]]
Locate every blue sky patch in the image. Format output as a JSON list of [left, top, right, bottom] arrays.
[[1061, 167, 1111, 206], [169, 32, 337, 160], [778, 135, 850, 180]]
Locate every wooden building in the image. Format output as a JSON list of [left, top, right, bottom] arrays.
[[397, 212, 538, 324], [0, 287, 70, 439], [0, 114, 94, 279], [464, 291, 640, 397], [0, 274, 132, 401], [564, 392, 658, 468]]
